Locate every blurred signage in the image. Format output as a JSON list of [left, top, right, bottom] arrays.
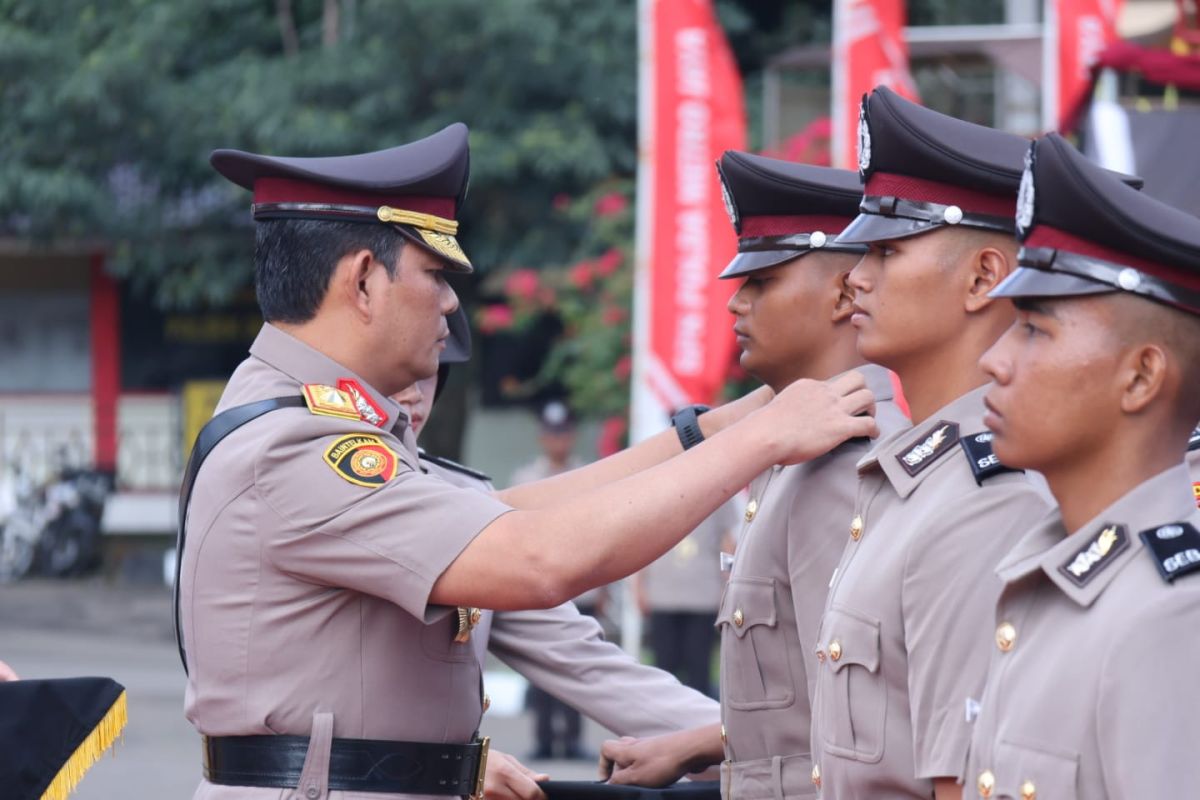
[[181, 380, 227, 459], [1053, 0, 1124, 129]]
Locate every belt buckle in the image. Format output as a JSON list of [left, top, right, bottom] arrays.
[[469, 736, 490, 800]]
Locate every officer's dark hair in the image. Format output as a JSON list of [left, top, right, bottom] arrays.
[[254, 219, 406, 323]]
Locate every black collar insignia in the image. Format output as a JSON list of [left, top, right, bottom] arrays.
[[1139, 522, 1200, 583], [896, 420, 960, 477], [959, 430, 1021, 485], [1059, 523, 1129, 587], [417, 448, 491, 482]]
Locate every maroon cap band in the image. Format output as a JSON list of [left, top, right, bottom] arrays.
[[864, 172, 1016, 218], [253, 177, 456, 219], [1026, 225, 1200, 293]]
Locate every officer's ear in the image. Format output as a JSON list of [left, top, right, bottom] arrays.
[[830, 265, 857, 323], [334, 248, 382, 321], [964, 241, 1016, 313], [1117, 341, 1168, 415]]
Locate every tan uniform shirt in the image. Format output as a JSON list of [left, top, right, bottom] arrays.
[[810, 384, 1051, 799], [421, 456, 720, 736], [965, 464, 1200, 800], [718, 365, 909, 800], [642, 498, 739, 614], [181, 325, 511, 800]]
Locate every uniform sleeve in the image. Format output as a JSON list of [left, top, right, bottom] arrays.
[[257, 430, 511, 621], [487, 603, 720, 736], [901, 480, 1047, 781], [1096, 591, 1200, 799]]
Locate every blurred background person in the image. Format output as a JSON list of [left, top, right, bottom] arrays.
[[635, 498, 738, 698], [509, 401, 606, 762]]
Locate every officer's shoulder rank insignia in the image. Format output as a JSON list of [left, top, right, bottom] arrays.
[[1188, 425, 1200, 451], [419, 449, 491, 482], [302, 384, 362, 422], [958, 431, 1021, 486], [1059, 523, 1129, 587], [1139, 521, 1200, 583], [338, 378, 386, 428], [1193, 482, 1200, 510], [323, 434, 399, 488], [896, 420, 959, 477]]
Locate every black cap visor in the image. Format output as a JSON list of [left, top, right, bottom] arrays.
[[990, 266, 1116, 301], [835, 211, 942, 245], [719, 235, 867, 279]]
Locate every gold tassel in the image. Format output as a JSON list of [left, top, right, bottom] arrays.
[[39, 690, 128, 800]]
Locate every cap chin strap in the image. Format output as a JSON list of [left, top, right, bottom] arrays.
[[1019, 246, 1200, 312], [859, 195, 1014, 234], [738, 232, 867, 255]]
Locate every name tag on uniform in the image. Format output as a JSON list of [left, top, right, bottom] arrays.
[[720, 552, 735, 572]]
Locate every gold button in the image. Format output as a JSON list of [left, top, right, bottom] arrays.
[[829, 640, 842, 661], [1020, 780, 1036, 800], [977, 769, 995, 798], [720, 724, 727, 744], [850, 515, 864, 541], [996, 622, 1016, 652], [744, 499, 758, 522], [811, 764, 821, 788], [470, 607, 482, 626], [733, 609, 745, 627], [482, 693, 491, 712]]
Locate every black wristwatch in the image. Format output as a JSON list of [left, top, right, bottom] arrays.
[[671, 404, 711, 450]]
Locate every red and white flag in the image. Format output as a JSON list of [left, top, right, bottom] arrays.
[[831, 0, 919, 170], [1052, 0, 1124, 130], [631, 0, 746, 442]]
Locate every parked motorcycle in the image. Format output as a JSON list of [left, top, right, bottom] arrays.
[[0, 465, 112, 582]]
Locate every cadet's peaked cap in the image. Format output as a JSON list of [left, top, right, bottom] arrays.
[[838, 86, 1033, 244], [992, 133, 1200, 315], [717, 151, 867, 279], [211, 123, 474, 272]]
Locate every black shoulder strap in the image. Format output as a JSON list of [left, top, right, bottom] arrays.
[[417, 447, 492, 482], [958, 431, 1022, 486], [173, 396, 306, 674], [1189, 426, 1200, 452]]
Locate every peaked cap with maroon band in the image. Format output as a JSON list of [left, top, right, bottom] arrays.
[[210, 123, 474, 272], [716, 151, 867, 279], [991, 133, 1200, 315], [837, 86, 1033, 244]]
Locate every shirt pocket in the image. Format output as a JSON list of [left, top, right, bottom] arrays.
[[716, 577, 795, 710], [986, 740, 1080, 799], [815, 605, 886, 763]]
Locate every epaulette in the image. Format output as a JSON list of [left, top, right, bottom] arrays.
[[958, 431, 1022, 486], [1139, 522, 1200, 583], [417, 448, 491, 482], [1188, 426, 1200, 451], [301, 384, 362, 421], [895, 420, 959, 477]]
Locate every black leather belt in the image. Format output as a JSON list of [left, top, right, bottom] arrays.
[[203, 734, 490, 796]]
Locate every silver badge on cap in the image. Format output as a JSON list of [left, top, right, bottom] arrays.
[[1016, 150, 1036, 236], [857, 101, 872, 177], [1117, 267, 1142, 291], [720, 177, 740, 232], [810, 231, 827, 248]]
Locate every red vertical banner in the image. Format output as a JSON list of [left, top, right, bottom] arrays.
[[832, 0, 918, 169], [636, 0, 745, 424], [1056, 0, 1123, 130], [89, 252, 120, 472]]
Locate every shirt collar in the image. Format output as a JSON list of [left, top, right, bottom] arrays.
[[248, 323, 408, 434], [857, 382, 991, 499], [998, 463, 1197, 606]]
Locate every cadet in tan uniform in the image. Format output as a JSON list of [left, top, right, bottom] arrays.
[[392, 323, 720, 800], [807, 89, 1057, 800], [964, 134, 1200, 800], [180, 125, 879, 799], [600, 153, 908, 800]]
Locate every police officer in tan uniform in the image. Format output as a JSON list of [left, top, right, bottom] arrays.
[[389, 335, 719, 800], [180, 124, 879, 799], [807, 89, 1058, 800], [963, 134, 1200, 800], [600, 153, 908, 800]]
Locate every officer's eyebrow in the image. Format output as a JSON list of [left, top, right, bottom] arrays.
[[1013, 297, 1061, 320]]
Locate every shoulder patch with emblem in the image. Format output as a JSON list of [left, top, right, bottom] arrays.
[[1059, 523, 1129, 587], [338, 378, 386, 428], [1189, 426, 1200, 451], [1139, 522, 1200, 583], [896, 420, 960, 477], [418, 448, 491, 482], [324, 434, 399, 487], [302, 384, 362, 422], [959, 431, 1021, 486]]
